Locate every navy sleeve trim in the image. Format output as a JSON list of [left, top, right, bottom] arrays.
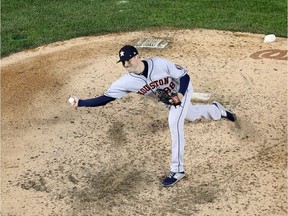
[[78, 95, 116, 107], [179, 74, 190, 95]]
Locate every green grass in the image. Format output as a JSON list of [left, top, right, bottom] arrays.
[[1, 0, 287, 57]]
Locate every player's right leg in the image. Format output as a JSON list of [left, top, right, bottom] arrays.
[[212, 101, 237, 122], [185, 102, 236, 122], [185, 103, 221, 121]]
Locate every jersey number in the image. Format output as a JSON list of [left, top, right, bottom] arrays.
[[163, 81, 176, 92]]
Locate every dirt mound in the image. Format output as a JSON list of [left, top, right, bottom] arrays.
[[1, 29, 287, 215]]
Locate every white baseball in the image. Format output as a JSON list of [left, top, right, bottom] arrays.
[[68, 97, 75, 105]]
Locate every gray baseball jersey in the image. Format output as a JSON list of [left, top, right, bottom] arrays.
[[104, 57, 187, 99]]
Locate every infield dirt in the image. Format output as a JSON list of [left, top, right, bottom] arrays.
[[1, 28, 287, 215]]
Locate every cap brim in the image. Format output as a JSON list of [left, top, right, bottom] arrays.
[[116, 52, 138, 63], [117, 57, 130, 63]]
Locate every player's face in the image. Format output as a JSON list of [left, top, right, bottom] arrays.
[[122, 55, 140, 73]]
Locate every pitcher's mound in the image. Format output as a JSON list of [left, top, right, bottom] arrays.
[[2, 28, 287, 216]]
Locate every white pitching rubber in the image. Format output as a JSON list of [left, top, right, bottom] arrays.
[[192, 92, 211, 101]]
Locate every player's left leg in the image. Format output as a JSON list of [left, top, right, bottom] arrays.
[[162, 83, 193, 187]]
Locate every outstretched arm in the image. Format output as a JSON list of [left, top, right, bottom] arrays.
[[69, 95, 116, 108]]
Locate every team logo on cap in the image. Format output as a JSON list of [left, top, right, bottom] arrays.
[[120, 51, 125, 56]]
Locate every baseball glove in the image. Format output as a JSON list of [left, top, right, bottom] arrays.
[[156, 89, 181, 106]]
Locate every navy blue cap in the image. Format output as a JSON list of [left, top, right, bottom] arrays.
[[117, 45, 139, 63]]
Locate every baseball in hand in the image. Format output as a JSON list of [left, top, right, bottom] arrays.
[[68, 97, 75, 106]]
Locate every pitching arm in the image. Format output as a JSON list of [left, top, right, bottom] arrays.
[[78, 95, 116, 107], [69, 95, 116, 108]]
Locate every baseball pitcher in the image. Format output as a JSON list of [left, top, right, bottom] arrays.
[[69, 45, 236, 187]]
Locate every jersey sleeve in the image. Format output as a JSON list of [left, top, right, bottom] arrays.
[[104, 74, 130, 99], [159, 58, 187, 79], [154, 57, 190, 95]]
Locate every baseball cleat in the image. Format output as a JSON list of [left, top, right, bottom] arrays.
[[162, 171, 185, 187], [212, 101, 237, 122]]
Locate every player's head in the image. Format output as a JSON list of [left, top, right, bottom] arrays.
[[117, 45, 139, 64]]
